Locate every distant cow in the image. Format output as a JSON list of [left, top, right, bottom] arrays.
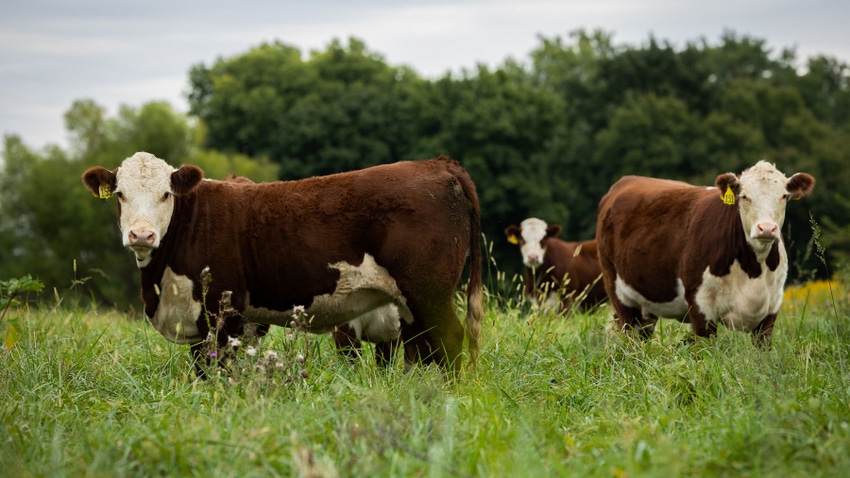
[[596, 161, 814, 345], [82, 152, 483, 373], [504, 218, 606, 312]]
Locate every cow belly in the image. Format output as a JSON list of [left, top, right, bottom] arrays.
[[344, 304, 401, 342], [696, 262, 785, 331], [149, 267, 203, 344], [614, 276, 689, 320], [243, 253, 412, 333]]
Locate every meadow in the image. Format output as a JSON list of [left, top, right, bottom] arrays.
[[1, 276, 849, 477]]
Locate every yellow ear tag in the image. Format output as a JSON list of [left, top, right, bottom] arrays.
[[722, 185, 735, 205], [98, 183, 113, 199], [507, 235, 519, 245]]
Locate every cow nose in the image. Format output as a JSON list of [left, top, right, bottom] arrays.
[[527, 253, 540, 264], [129, 228, 156, 246], [755, 222, 778, 239]]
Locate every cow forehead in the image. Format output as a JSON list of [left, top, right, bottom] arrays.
[[739, 161, 789, 195], [116, 152, 175, 192], [520, 218, 547, 242]]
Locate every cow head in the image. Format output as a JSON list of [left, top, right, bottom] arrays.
[[82, 152, 204, 268], [715, 160, 814, 257], [505, 217, 561, 268]]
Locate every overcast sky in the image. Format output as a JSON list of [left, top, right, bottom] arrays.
[[1, 0, 848, 151]]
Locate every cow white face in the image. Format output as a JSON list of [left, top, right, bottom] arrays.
[[716, 160, 815, 259], [505, 217, 561, 268], [82, 152, 203, 268]]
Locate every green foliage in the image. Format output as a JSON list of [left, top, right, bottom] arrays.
[[0, 274, 44, 350]]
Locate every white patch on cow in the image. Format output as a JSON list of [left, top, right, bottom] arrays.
[[114, 152, 178, 267], [735, 161, 793, 262], [243, 254, 412, 333], [696, 248, 788, 331], [344, 304, 401, 342], [614, 276, 689, 320], [148, 267, 202, 344], [519, 217, 548, 267]]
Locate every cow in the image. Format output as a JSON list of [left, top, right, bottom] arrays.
[[222, 173, 401, 364], [82, 152, 483, 374], [504, 218, 606, 312], [596, 160, 815, 345]]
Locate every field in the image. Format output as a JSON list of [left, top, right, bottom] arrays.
[[2, 280, 849, 477]]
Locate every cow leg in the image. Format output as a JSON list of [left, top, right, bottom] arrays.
[[688, 310, 717, 340], [401, 300, 464, 373], [600, 259, 653, 340], [190, 342, 209, 379], [751, 313, 777, 348], [375, 338, 401, 367], [611, 300, 654, 340], [333, 324, 362, 364]]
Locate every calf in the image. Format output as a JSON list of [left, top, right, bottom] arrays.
[[596, 160, 814, 344], [82, 152, 483, 373], [504, 218, 606, 312]]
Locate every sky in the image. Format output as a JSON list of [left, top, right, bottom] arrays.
[[1, 0, 848, 151]]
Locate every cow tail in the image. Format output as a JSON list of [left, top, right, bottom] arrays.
[[459, 171, 484, 368]]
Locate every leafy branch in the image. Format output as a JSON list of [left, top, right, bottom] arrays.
[[1, 274, 45, 350]]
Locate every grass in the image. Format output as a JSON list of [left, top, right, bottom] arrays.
[[1, 288, 849, 477]]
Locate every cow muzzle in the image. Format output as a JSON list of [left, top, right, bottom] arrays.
[[127, 227, 158, 249], [753, 222, 779, 241], [524, 253, 542, 268]]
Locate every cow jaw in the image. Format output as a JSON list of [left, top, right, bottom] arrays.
[[114, 153, 178, 268]]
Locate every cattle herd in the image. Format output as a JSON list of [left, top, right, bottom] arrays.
[[83, 152, 814, 375]]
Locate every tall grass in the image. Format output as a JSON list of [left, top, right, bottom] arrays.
[[2, 278, 849, 477]]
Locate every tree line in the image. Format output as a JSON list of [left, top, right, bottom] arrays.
[[2, 29, 848, 308]]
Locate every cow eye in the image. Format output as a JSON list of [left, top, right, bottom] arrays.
[[116, 191, 124, 200], [162, 192, 171, 201]]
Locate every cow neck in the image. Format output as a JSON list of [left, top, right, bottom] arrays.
[[138, 191, 197, 318], [705, 199, 781, 279]]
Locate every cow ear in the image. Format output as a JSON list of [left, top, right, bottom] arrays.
[[715, 172, 740, 203], [171, 165, 204, 196], [787, 172, 815, 200], [546, 225, 562, 238], [82, 166, 117, 199], [505, 225, 520, 244]]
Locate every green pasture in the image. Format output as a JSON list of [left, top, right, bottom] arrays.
[[2, 283, 848, 477]]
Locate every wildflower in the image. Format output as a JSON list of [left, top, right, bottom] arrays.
[[296, 353, 305, 364], [246, 345, 257, 356], [227, 336, 242, 348], [265, 350, 279, 360], [292, 305, 306, 318], [208, 352, 217, 358]]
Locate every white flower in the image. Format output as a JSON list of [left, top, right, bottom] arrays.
[[264, 350, 279, 360], [245, 346, 257, 356], [227, 336, 242, 348], [292, 305, 306, 319]]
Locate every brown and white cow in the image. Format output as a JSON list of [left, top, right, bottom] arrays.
[[82, 152, 483, 373], [504, 218, 606, 312], [596, 160, 814, 345]]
